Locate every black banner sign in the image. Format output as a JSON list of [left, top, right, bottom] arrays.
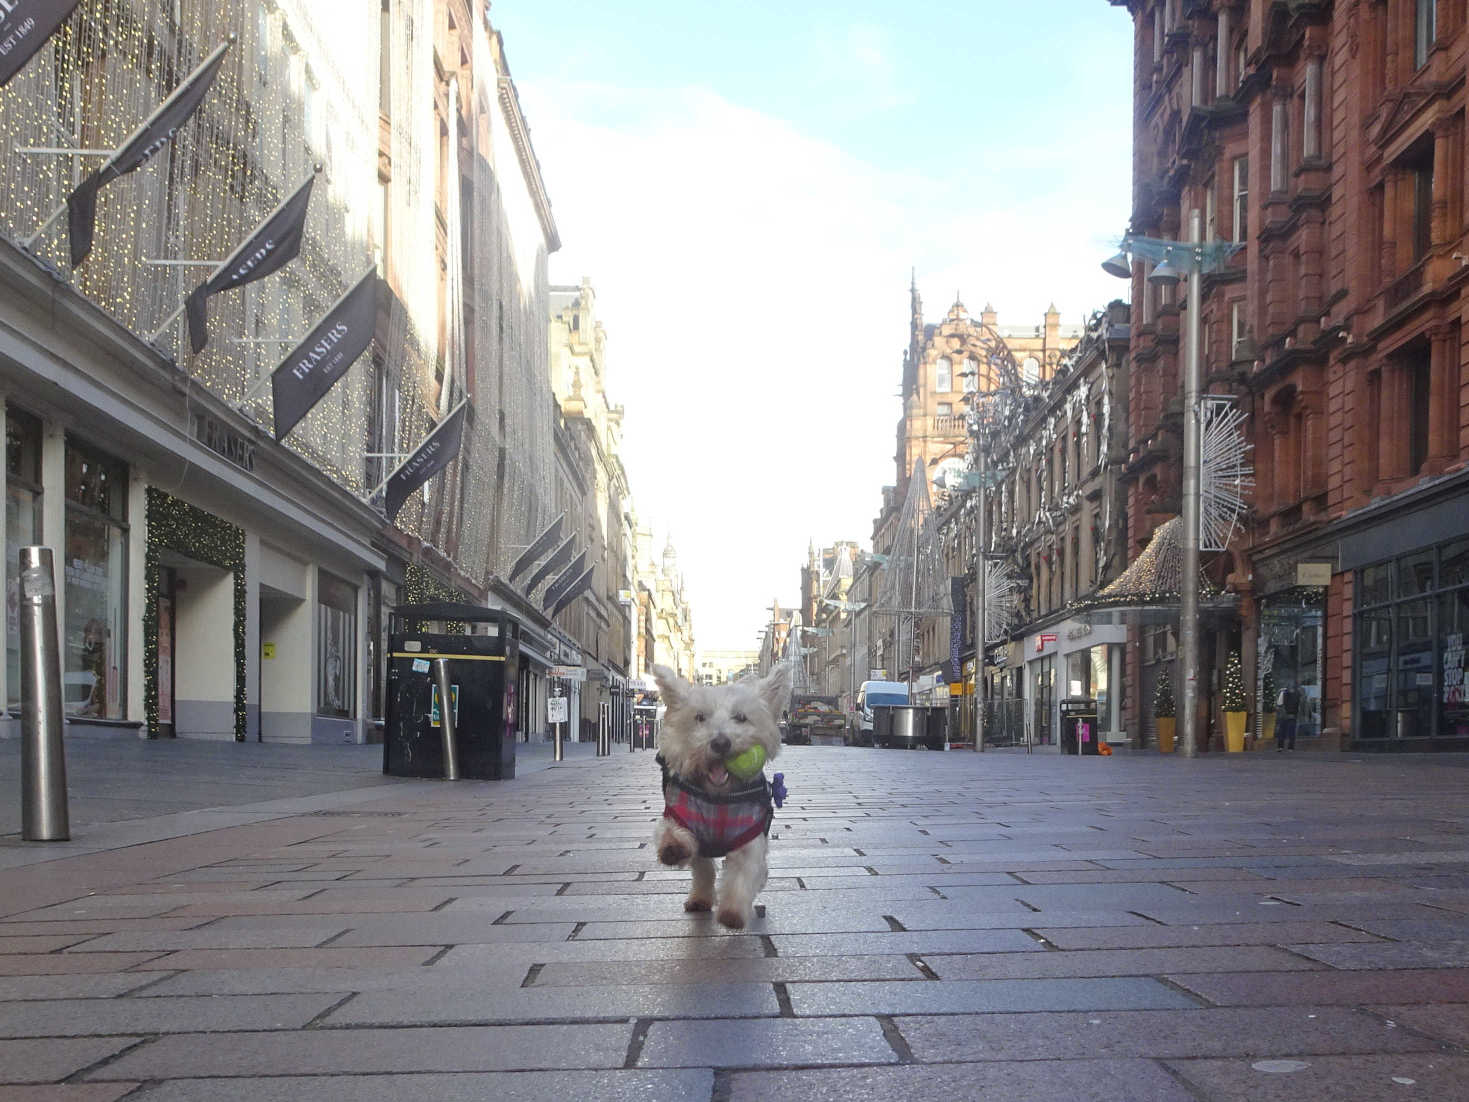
[[67, 38, 231, 267], [541, 551, 588, 611], [383, 401, 467, 522], [187, 172, 315, 353], [508, 513, 565, 582], [949, 575, 966, 683], [269, 271, 377, 440], [524, 536, 575, 595], [0, 0, 82, 88], [551, 566, 596, 618]]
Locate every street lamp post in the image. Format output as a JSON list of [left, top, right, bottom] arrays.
[[974, 439, 987, 753], [1102, 211, 1237, 759]]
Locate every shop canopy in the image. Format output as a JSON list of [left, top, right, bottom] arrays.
[[1074, 517, 1235, 625]]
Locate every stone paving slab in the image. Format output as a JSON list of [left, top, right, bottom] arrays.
[[787, 977, 1199, 1016], [122, 1070, 715, 1102], [0, 974, 158, 1000], [91, 1023, 635, 1079], [925, 945, 1320, 980], [1033, 920, 1383, 950], [726, 1059, 1198, 1101], [1168, 968, 1469, 1006], [1165, 1053, 1469, 1101], [769, 930, 1043, 956], [893, 1006, 1440, 1062], [324, 980, 782, 1026], [1367, 1003, 1469, 1046], [636, 1016, 895, 1068], [1287, 940, 1469, 969], [0, 1037, 144, 1083], [1, 1084, 141, 1101], [0, 953, 165, 976], [529, 954, 924, 986], [0, 993, 342, 1038], [133, 962, 531, 998]]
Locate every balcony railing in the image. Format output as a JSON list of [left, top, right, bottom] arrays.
[[1386, 262, 1426, 309], [933, 415, 966, 435]]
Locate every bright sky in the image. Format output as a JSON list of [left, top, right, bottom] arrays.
[[493, 1, 1135, 653]]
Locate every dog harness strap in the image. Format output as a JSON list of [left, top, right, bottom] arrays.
[[662, 773, 773, 860]]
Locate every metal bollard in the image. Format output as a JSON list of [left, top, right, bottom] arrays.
[[597, 704, 609, 756], [430, 658, 460, 781], [19, 547, 69, 841], [554, 717, 564, 761]]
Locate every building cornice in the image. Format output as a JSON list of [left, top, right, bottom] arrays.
[[497, 76, 562, 253]]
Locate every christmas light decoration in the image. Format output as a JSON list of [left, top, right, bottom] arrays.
[[143, 487, 246, 740], [1200, 396, 1254, 552], [1154, 667, 1175, 718], [1222, 650, 1247, 712]]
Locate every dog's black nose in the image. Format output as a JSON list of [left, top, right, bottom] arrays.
[[710, 735, 731, 756]]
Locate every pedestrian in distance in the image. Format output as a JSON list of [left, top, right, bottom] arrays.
[[1276, 682, 1300, 752]]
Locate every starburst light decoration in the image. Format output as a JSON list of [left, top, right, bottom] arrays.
[[1199, 396, 1254, 552]]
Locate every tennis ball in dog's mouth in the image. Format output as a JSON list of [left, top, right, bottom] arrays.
[[725, 745, 766, 779]]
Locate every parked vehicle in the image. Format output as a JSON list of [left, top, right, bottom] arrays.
[[787, 694, 846, 745]]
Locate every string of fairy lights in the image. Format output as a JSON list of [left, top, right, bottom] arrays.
[[0, 0, 556, 598]]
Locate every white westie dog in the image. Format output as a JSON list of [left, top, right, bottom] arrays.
[[651, 662, 790, 930]]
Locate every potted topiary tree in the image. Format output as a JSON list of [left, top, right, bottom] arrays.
[[1154, 667, 1176, 753], [1259, 665, 1277, 751], [1222, 651, 1248, 752]]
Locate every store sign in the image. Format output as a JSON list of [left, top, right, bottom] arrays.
[[193, 414, 256, 472], [1296, 562, 1333, 587], [548, 665, 586, 681], [1035, 632, 1058, 653], [547, 696, 569, 724]]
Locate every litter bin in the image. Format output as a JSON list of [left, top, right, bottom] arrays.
[[383, 603, 521, 780], [1060, 697, 1099, 756]]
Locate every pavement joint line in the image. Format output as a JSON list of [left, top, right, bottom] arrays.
[[758, 935, 778, 958], [490, 910, 512, 925], [114, 969, 184, 996], [61, 1033, 155, 1085], [421, 945, 452, 966], [877, 1014, 916, 1063], [710, 1068, 733, 1102], [1022, 929, 1058, 950], [907, 953, 940, 980], [1351, 1003, 1465, 1050], [314, 929, 351, 948], [882, 915, 905, 932], [1128, 909, 1167, 925], [620, 1017, 653, 1069], [773, 982, 795, 1017], [1154, 975, 1216, 1008], [303, 992, 358, 1029], [1154, 1054, 1213, 1100], [430, 897, 457, 911], [520, 963, 544, 988], [1015, 898, 1042, 913]]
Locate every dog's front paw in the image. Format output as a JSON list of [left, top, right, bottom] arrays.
[[716, 904, 750, 930], [684, 895, 712, 912], [658, 839, 692, 867]]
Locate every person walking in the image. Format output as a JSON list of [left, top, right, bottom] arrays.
[[1275, 682, 1300, 752]]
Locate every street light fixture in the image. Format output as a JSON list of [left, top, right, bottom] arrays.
[[1103, 212, 1239, 758]]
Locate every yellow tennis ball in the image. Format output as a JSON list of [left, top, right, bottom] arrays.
[[725, 744, 766, 779]]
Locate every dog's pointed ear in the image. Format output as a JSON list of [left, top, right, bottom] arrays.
[[651, 664, 687, 709], [757, 662, 792, 719]]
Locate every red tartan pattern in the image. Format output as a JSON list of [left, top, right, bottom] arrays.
[[663, 777, 772, 859]]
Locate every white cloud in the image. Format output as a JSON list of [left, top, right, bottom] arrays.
[[519, 79, 1130, 650]]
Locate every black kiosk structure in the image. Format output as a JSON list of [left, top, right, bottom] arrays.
[[384, 603, 521, 780]]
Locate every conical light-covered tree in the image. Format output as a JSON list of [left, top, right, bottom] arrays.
[[1222, 651, 1247, 713], [1154, 667, 1175, 718]]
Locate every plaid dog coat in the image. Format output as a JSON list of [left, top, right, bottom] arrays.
[[658, 755, 773, 859]]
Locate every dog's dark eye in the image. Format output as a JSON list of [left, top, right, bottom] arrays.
[[733, 712, 747, 723], [695, 712, 706, 724]]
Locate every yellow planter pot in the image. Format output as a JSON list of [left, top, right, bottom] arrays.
[[1224, 710, 1247, 753], [1259, 712, 1277, 750], [1156, 716, 1175, 753]]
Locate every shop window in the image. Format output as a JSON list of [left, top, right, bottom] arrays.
[[6, 408, 43, 711], [64, 440, 128, 720], [318, 571, 357, 718]]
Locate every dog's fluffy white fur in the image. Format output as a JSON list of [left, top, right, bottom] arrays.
[[651, 661, 790, 929]]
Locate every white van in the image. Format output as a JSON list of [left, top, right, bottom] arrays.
[[855, 680, 909, 746]]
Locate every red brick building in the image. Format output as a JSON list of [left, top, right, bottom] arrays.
[[1112, 0, 1468, 750]]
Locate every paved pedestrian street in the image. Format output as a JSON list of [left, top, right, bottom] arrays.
[[3, 745, 1469, 1100]]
